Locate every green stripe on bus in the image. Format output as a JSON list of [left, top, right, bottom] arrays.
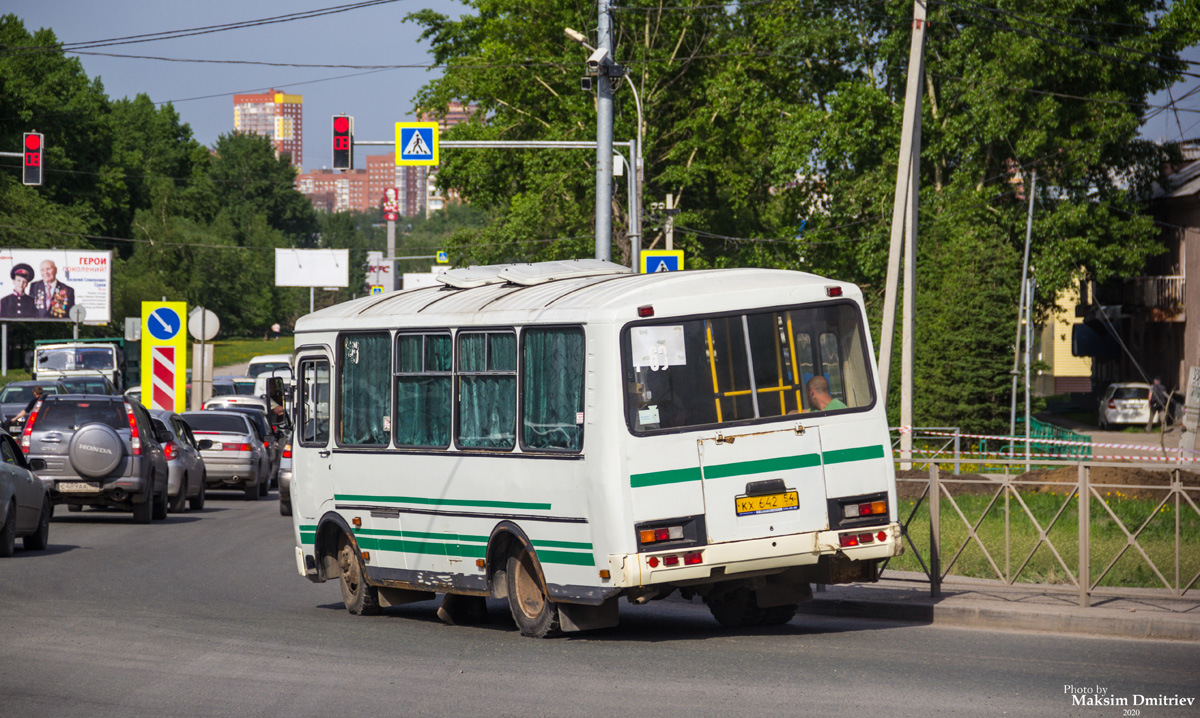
[[630, 466, 702, 488], [300, 525, 316, 545], [630, 444, 886, 488], [532, 539, 594, 550], [703, 453, 821, 479], [355, 536, 593, 566], [824, 444, 886, 464], [335, 494, 551, 511]]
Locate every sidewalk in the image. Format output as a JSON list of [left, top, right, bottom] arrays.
[[797, 571, 1200, 641]]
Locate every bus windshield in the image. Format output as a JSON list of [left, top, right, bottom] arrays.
[[623, 302, 875, 433]]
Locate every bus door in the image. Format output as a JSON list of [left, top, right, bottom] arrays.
[[293, 351, 333, 521], [697, 425, 828, 544]]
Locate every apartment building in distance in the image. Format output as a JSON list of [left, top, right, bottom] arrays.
[[233, 89, 303, 166]]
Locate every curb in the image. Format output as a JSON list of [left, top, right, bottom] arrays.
[[798, 598, 1200, 642]]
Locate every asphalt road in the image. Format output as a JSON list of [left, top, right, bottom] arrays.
[[2, 493, 1198, 717]]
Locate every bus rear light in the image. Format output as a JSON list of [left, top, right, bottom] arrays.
[[844, 500, 887, 519], [683, 551, 703, 565], [637, 305, 654, 317], [639, 525, 684, 545], [877, 531, 888, 543], [839, 532, 876, 547], [663, 555, 679, 566], [826, 286, 843, 297], [648, 556, 659, 568]]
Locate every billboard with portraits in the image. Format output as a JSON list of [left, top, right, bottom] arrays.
[[0, 249, 113, 324]]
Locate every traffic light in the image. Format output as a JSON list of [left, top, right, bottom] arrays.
[[23, 132, 43, 186], [332, 115, 353, 170]]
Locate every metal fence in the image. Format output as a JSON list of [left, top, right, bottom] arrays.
[[886, 458, 1199, 607]]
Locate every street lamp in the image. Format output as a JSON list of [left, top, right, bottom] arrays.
[[566, 26, 644, 270]]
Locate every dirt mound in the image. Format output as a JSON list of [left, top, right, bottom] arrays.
[[894, 466, 1200, 501]]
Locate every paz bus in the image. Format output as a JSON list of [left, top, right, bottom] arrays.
[[289, 259, 900, 637]]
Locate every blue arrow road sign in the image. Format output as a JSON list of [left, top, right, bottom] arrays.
[[148, 307, 181, 341]]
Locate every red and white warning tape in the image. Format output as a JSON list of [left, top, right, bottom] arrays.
[[893, 428, 1197, 462]]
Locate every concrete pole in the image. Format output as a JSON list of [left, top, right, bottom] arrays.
[[627, 138, 640, 271], [1010, 170, 1037, 455], [666, 194, 675, 251], [595, 0, 614, 261], [879, 0, 927, 407], [900, 162, 918, 470]]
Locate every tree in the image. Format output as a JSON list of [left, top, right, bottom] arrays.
[[408, 0, 1199, 432]]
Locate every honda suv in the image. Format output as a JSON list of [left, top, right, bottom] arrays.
[[22, 394, 169, 523]]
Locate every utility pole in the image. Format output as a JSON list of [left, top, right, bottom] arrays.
[[595, 0, 614, 261], [1010, 170, 1037, 457], [879, 0, 927, 469]]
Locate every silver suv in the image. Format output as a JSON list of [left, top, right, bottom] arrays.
[[22, 394, 169, 523]]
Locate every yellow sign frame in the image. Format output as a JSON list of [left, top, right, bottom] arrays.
[[395, 122, 439, 166], [640, 250, 684, 274], [140, 301, 188, 412]]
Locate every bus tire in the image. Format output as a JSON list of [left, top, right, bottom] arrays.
[[337, 534, 380, 616], [760, 603, 799, 626], [505, 547, 561, 638], [707, 587, 766, 628]]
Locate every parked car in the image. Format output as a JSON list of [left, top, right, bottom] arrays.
[[1098, 382, 1152, 429], [60, 375, 119, 396], [151, 409, 210, 513], [277, 435, 293, 517], [0, 428, 50, 556], [181, 410, 270, 500], [23, 394, 169, 523], [0, 380, 69, 429], [245, 354, 292, 380]]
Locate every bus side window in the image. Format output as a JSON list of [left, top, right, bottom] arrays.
[[457, 330, 516, 450], [521, 327, 584, 452], [339, 332, 391, 446], [299, 359, 330, 446], [395, 332, 452, 448]]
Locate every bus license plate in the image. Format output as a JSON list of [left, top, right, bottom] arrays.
[[57, 481, 100, 493], [735, 491, 798, 516]]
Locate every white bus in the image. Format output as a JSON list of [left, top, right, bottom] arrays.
[[289, 259, 900, 637]]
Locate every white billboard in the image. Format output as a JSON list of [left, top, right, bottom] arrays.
[[275, 248, 350, 288], [0, 249, 113, 324]]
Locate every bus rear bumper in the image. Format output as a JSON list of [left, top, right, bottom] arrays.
[[614, 522, 902, 588]]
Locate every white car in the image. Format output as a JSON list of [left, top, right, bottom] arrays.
[[245, 354, 292, 381], [1098, 383, 1151, 429]]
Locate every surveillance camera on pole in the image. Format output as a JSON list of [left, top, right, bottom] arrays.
[[587, 47, 610, 72]]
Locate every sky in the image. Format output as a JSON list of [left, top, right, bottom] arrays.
[[8, 0, 468, 171], [6, 1, 1200, 174]]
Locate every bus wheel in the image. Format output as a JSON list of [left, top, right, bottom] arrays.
[[707, 587, 766, 628], [760, 603, 799, 626], [337, 535, 380, 616], [505, 547, 561, 638]]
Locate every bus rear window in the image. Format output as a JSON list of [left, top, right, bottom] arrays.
[[622, 303, 875, 433]]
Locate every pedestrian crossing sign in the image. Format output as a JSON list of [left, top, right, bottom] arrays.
[[396, 122, 439, 166], [370, 285, 384, 295], [640, 249, 684, 274]]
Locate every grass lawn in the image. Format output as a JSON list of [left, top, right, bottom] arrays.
[[889, 491, 1200, 589]]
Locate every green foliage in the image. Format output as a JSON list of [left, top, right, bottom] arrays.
[[407, 0, 1199, 434]]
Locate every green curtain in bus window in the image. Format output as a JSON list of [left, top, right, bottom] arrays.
[[340, 332, 391, 445], [458, 375, 515, 448], [395, 334, 451, 447], [522, 328, 584, 451], [489, 333, 516, 371]]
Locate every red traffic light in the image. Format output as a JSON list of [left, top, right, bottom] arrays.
[[22, 131, 43, 186], [332, 115, 353, 170]]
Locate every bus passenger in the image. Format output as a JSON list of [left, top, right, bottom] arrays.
[[806, 375, 847, 411]]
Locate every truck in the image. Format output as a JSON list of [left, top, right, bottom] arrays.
[[30, 338, 130, 392]]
